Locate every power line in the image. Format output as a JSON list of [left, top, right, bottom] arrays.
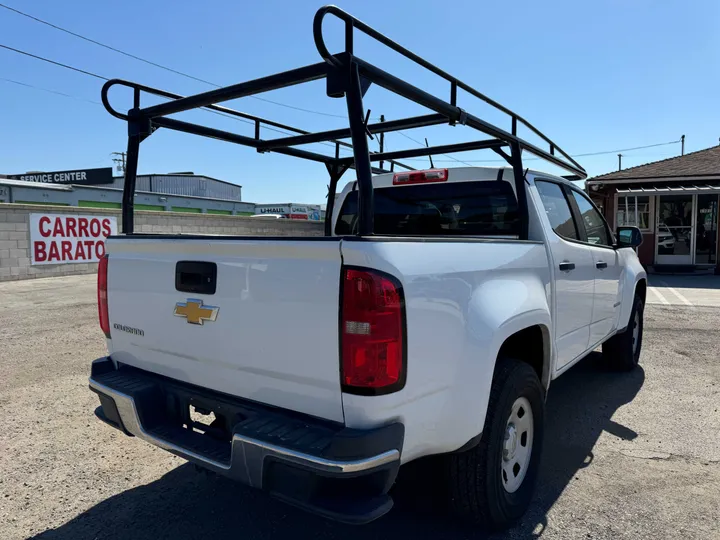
[[396, 130, 475, 168], [1, 12, 682, 170], [0, 2, 349, 119], [0, 77, 101, 104], [8, 0, 673, 167], [0, 45, 280, 135], [0, 48, 683, 167], [402, 139, 681, 163], [0, 44, 353, 152], [0, 43, 108, 80], [574, 140, 680, 157], [0, 2, 479, 155], [4, 66, 687, 172]]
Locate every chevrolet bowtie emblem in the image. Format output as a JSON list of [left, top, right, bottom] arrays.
[[174, 299, 219, 325]]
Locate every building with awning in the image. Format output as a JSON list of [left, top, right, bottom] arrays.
[[586, 145, 720, 272]]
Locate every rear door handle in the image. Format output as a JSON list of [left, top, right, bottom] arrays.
[[596, 261, 608, 269], [559, 262, 575, 272]]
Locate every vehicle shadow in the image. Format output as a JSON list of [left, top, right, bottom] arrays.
[[32, 352, 644, 540]]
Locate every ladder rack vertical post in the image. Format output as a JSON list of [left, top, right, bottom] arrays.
[[344, 62, 375, 236]]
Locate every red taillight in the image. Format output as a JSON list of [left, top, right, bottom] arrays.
[[393, 168, 448, 185], [98, 255, 110, 338], [341, 268, 405, 394]]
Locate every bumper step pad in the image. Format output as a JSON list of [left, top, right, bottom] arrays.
[[89, 357, 403, 524]]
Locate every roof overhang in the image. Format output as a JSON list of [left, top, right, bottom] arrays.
[[587, 175, 720, 186], [616, 184, 720, 195]]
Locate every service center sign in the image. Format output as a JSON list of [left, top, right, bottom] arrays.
[[29, 213, 117, 265], [7, 167, 113, 186]]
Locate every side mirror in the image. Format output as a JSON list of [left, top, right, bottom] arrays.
[[616, 226, 643, 248]]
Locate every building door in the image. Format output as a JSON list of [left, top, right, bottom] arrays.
[[695, 194, 718, 265], [656, 195, 694, 265]]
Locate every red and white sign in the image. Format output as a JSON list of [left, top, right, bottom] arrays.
[[29, 213, 118, 265]]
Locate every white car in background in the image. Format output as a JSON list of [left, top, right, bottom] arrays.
[[657, 225, 676, 254]]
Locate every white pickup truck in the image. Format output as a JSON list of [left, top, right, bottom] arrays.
[[90, 6, 646, 531]]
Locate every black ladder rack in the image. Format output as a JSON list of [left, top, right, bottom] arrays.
[[102, 4, 587, 239]]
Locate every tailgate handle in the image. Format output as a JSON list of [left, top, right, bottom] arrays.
[[175, 261, 217, 295]]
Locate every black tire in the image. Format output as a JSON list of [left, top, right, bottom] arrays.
[[446, 359, 545, 530], [602, 294, 644, 371]]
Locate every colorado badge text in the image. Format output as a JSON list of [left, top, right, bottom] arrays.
[[173, 299, 219, 325]]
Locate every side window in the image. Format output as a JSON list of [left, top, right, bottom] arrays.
[[535, 180, 578, 240], [570, 191, 611, 247]]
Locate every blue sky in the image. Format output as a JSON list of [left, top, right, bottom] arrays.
[[1, 0, 718, 203]]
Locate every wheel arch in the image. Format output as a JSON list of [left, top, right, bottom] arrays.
[[496, 323, 552, 391], [616, 251, 648, 331], [617, 276, 647, 331], [447, 274, 552, 455], [635, 278, 647, 304]]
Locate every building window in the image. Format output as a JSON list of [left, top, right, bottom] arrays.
[[617, 195, 651, 230]]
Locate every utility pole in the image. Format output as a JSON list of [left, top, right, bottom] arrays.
[[681, 134, 685, 156], [618, 153, 622, 171], [111, 152, 126, 174]]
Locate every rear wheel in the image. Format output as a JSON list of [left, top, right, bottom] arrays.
[[602, 294, 644, 371], [446, 359, 545, 530]]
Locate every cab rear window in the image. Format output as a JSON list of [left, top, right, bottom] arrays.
[[335, 181, 518, 236]]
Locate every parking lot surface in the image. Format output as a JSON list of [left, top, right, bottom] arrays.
[[647, 274, 720, 308], [1, 275, 719, 540]]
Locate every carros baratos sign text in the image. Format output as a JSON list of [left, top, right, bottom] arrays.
[[29, 213, 117, 265]]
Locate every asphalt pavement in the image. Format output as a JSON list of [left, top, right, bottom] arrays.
[[647, 274, 720, 308], [0, 275, 718, 540]]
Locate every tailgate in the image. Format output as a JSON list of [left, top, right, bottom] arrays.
[[105, 237, 344, 423]]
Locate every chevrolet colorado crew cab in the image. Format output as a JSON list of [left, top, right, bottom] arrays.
[[89, 5, 646, 530]]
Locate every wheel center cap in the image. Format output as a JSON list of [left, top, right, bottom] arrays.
[[504, 424, 518, 460]]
